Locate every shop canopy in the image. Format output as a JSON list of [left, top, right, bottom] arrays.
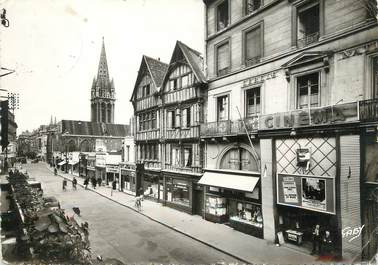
[[68, 160, 79, 165], [58, 161, 66, 166], [198, 171, 259, 193]]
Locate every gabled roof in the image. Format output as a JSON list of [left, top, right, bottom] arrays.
[[61, 120, 130, 137], [161, 41, 206, 89], [130, 56, 169, 101]]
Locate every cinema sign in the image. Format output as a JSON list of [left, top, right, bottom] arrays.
[[259, 102, 358, 130]]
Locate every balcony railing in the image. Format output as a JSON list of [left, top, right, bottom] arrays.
[[136, 129, 160, 141], [297, 32, 320, 48], [200, 117, 259, 137], [359, 98, 378, 122], [165, 126, 200, 140], [164, 86, 197, 105], [164, 164, 202, 174]]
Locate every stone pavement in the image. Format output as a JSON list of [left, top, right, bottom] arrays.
[[48, 166, 320, 265]]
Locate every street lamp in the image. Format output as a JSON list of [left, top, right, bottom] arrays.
[[62, 131, 69, 173]]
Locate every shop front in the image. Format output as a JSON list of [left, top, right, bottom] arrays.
[[162, 171, 202, 214], [120, 164, 136, 195], [199, 169, 263, 238], [142, 171, 162, 201], [276, 173, 339, 254], [95, 153, 106, 182], [106, 165, 119, 187]]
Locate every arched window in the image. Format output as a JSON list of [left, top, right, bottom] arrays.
[[66, 140, 76, 152], [219, 146, 258, 171], [80, 140, 91, 152]]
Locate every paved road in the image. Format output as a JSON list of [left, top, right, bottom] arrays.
[[24, 163, 239, 264]]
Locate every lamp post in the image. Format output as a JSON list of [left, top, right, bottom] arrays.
[[62, 131, 69, 173]]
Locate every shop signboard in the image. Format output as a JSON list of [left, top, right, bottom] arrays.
[[95, 153, 106, 168], [277, 173, 335, 214], [259, 102, 358, 130]]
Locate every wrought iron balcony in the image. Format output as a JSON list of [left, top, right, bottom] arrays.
[[297, 32, 320, 48], [164, 164, 202, 174], [359, 98, 378, 122], [200, 116, 259, 138]]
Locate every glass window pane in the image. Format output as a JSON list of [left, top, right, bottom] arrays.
[[245, 27, 261, 61]]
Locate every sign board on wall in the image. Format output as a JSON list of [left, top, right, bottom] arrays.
[[259, 102, 358, 130], [277, 173, 335, 214], [96, 154, 106, 168]]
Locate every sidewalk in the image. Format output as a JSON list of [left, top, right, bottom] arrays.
[[50, 166, 319, 265]]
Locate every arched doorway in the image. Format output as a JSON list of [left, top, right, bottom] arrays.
[[80, 140, 92, 152]]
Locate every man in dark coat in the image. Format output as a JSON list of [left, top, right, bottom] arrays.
[[311, 224, 321, 255]]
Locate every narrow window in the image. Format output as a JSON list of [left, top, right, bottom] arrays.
[[181, 74, 189, 88], [245, 0, 262, 15], [246, 87, 261, 117], [126, 146, 130, 162], [145, 84, 150, 96], [297, 2, 320, 47], [217, 42, 230, 76], [373, 56, 378, 99], [297, 72, 320, 109], [175, 109, 181, 128], [245, 26, 261, 66], [217, 0, 229, 31], [184, 147, 192, 167], [170, 79, 179, 90], [217, 95, 229, 121]]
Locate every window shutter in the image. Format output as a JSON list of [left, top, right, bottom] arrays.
[[217, 43, 229, 71], [246, 27, 261, 61]]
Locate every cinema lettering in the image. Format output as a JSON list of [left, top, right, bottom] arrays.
[[259, 102, 358, 130]]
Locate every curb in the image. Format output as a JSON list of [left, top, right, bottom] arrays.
[[46, 166, 251, 264]]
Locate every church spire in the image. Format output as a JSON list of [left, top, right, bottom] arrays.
[[97, 37, 110, 81]]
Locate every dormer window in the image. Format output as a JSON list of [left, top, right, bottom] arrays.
[[217, 0, 229, 31], [245, 0, 262, 15]]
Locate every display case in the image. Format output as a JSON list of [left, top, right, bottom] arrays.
[[205, 195, 228, 223], [228, 200, 263, 238]]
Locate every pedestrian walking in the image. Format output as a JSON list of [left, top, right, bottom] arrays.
[[97, 177, 102, 187], [62, 179, 67, 191], [84, 178, 89, 189], [93, 177, 97, 189], [72, 177, 77, 190], [135, 195, 142, 211]]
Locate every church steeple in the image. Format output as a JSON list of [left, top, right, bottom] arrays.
[[90, 37, 116, 124]]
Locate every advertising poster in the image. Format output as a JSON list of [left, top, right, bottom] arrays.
[[282, 176, 298, 203], [301, 177, 326, 211]]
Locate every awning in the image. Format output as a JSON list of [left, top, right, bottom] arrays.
[[198, 171, 259, 192], [58, 161, 66, 166], [68, 160, 79, 165]]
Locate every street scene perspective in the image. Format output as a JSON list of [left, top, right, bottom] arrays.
[[1, 0, 378, 264]]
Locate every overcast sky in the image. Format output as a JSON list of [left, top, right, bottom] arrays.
[[0, 0, 204, 134]]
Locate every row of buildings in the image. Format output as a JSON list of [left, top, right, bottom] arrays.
[[129, 0, 378, 262], [19, 0, 378, 262]]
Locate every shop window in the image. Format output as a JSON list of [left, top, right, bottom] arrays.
[[216, 42, 230, 76], [217, 95, 229, 121], [297, 72, 320, 109], [217, 0, 229, 31], [184, 147, 192, 167], [373, 56, 378, 99], [205, 194, 227, 217], [143, 175, 159, 199], [244, 25, 262, 67], [229, 200, 263, 228], [169, 179, 189, 206], [297, 2, 320, 47], [219, 147, 258, 171], [245, 87, 260, 117]]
